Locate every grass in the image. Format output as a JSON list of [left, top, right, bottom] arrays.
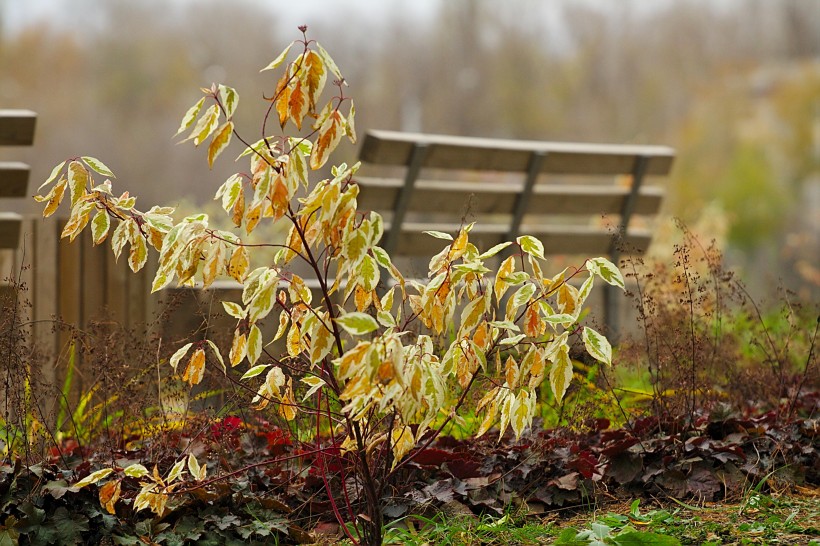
[[346, 491, 820, 545]]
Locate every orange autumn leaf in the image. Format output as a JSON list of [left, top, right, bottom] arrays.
[[270, 174, 289, 221], [99, 479, 122, 515], [524, 303, 542, 338], [309, 110, 343, 170], [288, 79, 308, 130], [274, 72, 292, 128], [303, 50, 326, 111], [182, 347, 206, 386]]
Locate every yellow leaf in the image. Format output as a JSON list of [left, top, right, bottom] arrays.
[[336, 341, 370, 380], [557, 283, 578, 316], [494, 255, 515, 302], [279, 378, 297, 421], [182, 347, 206, 386], [504, 355, 519, 388], [128, 235, 148, 273], [476, 400, 498, 438], [528, 349, 546, 389], [228, 245, 249, 282], [354, 284, 372, 312], [286, 323, 301, 357], [460, 294, 487, 335], [273, 310, 289, 341], [448, 227, 469, 262], [201, 243, 223, 289], [510, 390, 534, 439], [245, 200, 263, 234], [230, 330, 247, 367], [231, 185, 245, 227], [67, 160, 89, 207], [207, 121, 233, 168], [42, 177, 68, 217], [309, 321, 334, 365], [391, 426, 415, 468]]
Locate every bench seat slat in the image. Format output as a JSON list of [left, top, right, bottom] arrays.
[[0, 162, 31, 197], [385, 221, 651, 257], [356, 176, 664, 216]]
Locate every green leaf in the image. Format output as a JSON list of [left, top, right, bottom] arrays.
[[587, 257, 625, 289], [582, 326, 612, 366], [358, 254, 379, 292], [377, 310, 396, 328], [91, 211, 110, 245], [187, 454, 203, 482], [38, 160, 66, 192], [188, 104, 220, 146], [166, 458, 186, 483], [67, 160, 89, 207], [241, 364, 269, 381], [336, 312, 379, 336], [300, 375, 326, 401], [73, 468, 113, 489], [345, 100, 357, 143], [169, 343, 193, 373], [507, 283, 536, 320], [422, 230, 453, 241], [260, 42, 294, 72], [52, 507, 89, 543], [217, 173, 244, 212], [218, 85, 239, 118], [549, 345, 573, 403], [314, 42, 343, 81], [612, 531, 681, 546], [478, 241, 512, 260], [248, 278, 278, 322], [499, 333, 527, 346], [247, 324, 262, 365], [123, 464, 149, 478], [222, 301, 245, 319], [517, 235, 545, 260], [81, 156, 116, 178], [175, 97, 206, 136]]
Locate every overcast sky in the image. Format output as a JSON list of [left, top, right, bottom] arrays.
[[2, 0, 705, 36], [3, 0, 440, 32]]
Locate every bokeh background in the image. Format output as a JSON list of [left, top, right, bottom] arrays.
[[1, 0, 818, 303]]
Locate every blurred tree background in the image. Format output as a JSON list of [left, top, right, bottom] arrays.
[[0, 0, 817, 302]]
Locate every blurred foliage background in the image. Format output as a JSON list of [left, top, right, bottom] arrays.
[[0, 0, 817, 302]]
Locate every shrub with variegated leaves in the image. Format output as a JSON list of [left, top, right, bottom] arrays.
[[35, 28, 624, 546]]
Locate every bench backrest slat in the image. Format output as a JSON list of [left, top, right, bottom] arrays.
[[360, 130, 675, 175], [0, 161, 32, 198], [0, 109, 37, 146], [357, 178, 665, 217], [0, 111, 36, 250]]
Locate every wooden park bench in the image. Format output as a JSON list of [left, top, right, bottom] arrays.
[[0, 109, 36, 255], [354, 130, 675, 335]]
